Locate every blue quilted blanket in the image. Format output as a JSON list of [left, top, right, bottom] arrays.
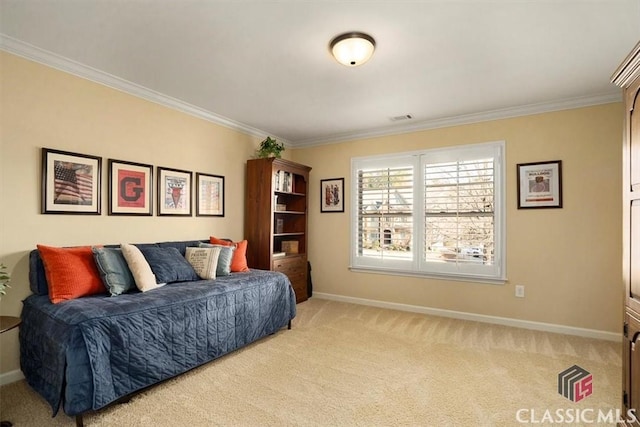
[[20, 269, 296, 416]]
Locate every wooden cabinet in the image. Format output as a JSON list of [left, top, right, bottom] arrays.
[[613, 40, 640, 425], [624, 310, 640, 422], [245, 158, 312, 303]]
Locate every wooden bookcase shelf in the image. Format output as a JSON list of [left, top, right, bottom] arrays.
[[245, 158, 312, 303]]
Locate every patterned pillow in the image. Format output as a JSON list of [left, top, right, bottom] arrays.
[[185, 247, 222, 280], [138, 246, 200, 283], [199, 243, 235, 276], [37, 244, 107, 304], [121, 243, 162, 292], [92, 247, 135, 296]]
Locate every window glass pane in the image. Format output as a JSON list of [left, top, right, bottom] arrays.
[[358, 166, 413, 260], [423, 158, 495, 266], [424, 216, 494, 265]]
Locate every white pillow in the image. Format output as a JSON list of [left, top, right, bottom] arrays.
[[120, 243, 164, 292], [185, 247, 222, 280]]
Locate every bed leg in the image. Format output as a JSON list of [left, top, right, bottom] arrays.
[[288, 320, 292, 330], [75, 414, 84, 427]]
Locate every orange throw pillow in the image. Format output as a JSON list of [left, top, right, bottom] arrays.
[[37, 244, 106, 304], [209, 237, 249, 272]]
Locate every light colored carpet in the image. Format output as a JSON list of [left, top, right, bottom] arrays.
[[0, 298, 621, 426]]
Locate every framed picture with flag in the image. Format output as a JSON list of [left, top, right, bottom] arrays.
[[41, 148, 102, 214]]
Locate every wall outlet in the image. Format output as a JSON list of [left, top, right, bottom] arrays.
[[515, 285, 525, 298]]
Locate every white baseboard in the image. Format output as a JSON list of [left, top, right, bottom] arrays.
[[312, 292, 621, 342], [0, 369, 24, 386]]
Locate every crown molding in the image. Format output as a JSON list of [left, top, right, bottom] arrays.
[[293, 91, 622, 148], [2, 34, 621, 149], [611, 40, 640, 88], [0, 34, 290, 145]]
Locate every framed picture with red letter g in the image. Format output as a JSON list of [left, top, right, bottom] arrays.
[[108, 159, 153, 216]]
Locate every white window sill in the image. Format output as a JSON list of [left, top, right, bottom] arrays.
[[348, 266, 507, 285]]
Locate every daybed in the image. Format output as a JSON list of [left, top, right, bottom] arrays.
[[19, 239, 296, 426]]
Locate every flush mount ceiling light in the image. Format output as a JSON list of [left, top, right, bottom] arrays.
[[330, 32, 376, 67]]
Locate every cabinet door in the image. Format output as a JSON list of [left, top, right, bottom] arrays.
[[625, 311, 640, 426], [273, 255, 308, 303], [630, 83, 640, 191], [631, 201, 640, 306], [627, 79, 640, 313]]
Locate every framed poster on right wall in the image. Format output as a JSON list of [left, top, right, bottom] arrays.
[[517, 160, 563, 209]]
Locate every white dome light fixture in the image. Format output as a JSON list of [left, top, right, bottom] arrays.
[[330, 32, 376, 67]]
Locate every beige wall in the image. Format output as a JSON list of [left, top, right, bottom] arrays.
[[292, 102, 623, 334], [0, 52, 262, 373], [0, 50, 624, 376]]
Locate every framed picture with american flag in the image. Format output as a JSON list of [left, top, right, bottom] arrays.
[[41, 148, 102, 214]]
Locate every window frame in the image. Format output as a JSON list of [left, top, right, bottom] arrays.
[[350, 141, 506, 284]]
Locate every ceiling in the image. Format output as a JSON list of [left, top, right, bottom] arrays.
[[1, 1, 639, 147]]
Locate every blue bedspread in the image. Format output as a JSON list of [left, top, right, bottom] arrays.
[[20, 269, 296, 416]]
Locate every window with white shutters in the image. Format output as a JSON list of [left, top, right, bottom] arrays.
[[351, 142, 505, 283]]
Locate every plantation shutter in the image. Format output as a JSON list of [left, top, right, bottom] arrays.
[[424, 158, 494, 257], [350, 142, 504, 282], [352, 156, 415, 270], [419, 144, 502, 278]]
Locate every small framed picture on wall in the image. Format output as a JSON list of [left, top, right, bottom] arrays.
[[196, 172, 225, 217], [108, 159, 153, 216], [41, 148, 102, 215], [157, 167, 192, 216], [320, 178, 344, 213], [517, 160, 563, 209]]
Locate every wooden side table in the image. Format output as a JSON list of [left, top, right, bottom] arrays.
[[1, 316, 21, 427], [0, 316, 20, 334]]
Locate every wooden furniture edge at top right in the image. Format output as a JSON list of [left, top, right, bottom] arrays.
[[612, 39, 640, 426]]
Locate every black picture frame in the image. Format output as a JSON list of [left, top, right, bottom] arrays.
[[41, 148, 102, 215], [517, 160, 563, 209], [320, 177, 345, 213], [157, 166, 192, 216], [108, 159, 153, 216], [196, 172, 225, 217]]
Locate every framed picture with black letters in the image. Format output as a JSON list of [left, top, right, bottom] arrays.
[[108, 159, 153, 216]]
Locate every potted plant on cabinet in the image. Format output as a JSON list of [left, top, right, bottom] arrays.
[[256, 136, 285, 159]]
